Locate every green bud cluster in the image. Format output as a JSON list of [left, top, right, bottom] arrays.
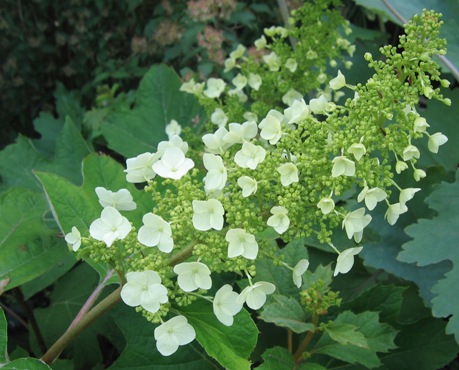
[[300, 280, 341, 316]]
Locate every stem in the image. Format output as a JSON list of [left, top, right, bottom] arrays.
[[168, 242, 196, 266], [288, 329, 293, 353], [40, 287, 122, 365], [13, 287, 47, 355], [293, 313, 319, 366]]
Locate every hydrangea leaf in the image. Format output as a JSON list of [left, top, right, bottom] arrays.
[[380, 318, 458, 369], [324, 323, 369, 348], [103, 64, 205, 158], [257, 346, 294, 370], [399, 170, 459, 342], [108, 303, 216, 370], [0, 189, 71, 292], [181, 299, 258, 370], [0, 308, 7, 364], [313, 311, 397, 368], [259, 295, 314, 334], [0, 117, 91, 192], [1, 358, 51, 369]]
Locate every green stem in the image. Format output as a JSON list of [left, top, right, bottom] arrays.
[[169, 242, 196, 266], [40, 287, 122, 365]]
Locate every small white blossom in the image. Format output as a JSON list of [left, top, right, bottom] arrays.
[[174, 262, 212, 292], [282, 89, 303, 106], [263, 52, 281, 71], [277, 162, 299, 186], [89, 206, 131, 247], [236, 281, 275, 310], [259, 109, 283, 145], [95, 187, 136, 211], [342, 208, 371, 242], [248, 73, 262, 90], [226, 228, 258, 259], [224, 121, 258, 145], [332, 156, 355, 177], [333, 247, 363, 276], [121, 270, 168, 313], [154, 316, 196, 356], [192, 199, 225, 231], [204, 78, 226, 98], [157, 135, 189, 155], [309, 95, 328, 115], [228, 89, 248, 103], [254, 35, 267, 49], [402, 145, 420, 161], [125, 152, 160, 183], [395, 160, 408, 174], [234, 142, 266, 170], [399, 188, 421, 205], [237, 176, 258, 197], [413, 117, 429, 133], [413, 168, 426, 181], [165, 120, 182, 138], [138, 213, 173, 253], [65, 227, 81, 251], [385, 203, 408, 225], [213, 284, 243, 326], [317, 197, 335, 215], [357, 186, 387, 211], [224, 57, 236, 72], [203, 153, 227, 192], [153, 147, 194, 180], [232, 74, 247, 90], [202, 127, 231, 154], [180, 78, 204, 95], [285, 58, 298, 72], [293, 259, 309, 288], [267, 206, 290, 234], [329, 70, 346, 90], [230, 44, 246, 59], [428, 133, 448, 153], [210, 108, 228, 127], [347, 143, 366, 161], [284, 99, 310, 124]]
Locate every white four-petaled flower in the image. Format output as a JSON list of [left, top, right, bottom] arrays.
[[174, 262, 212, 292], [203, 153, 227, 192], [120, 270, 168, 313], [317, 197, 335, 215], [428, 132, 448, 153], [259, 109, 283, 145], [125, 152, 160, 183], [277, 162, 299, 186], [213, 284, 243, 326], [226, 228, 258, 259], [89, 206, 131, 247], [357, 186, 387, 211], [384, 203, 408, 225], [292, 259, 309, 288], [192, 199, 225, 231], [332, 156, 355, 177], [284, 99, 309, 124], [236, 281, 275, 310], [399, 188, 421, 205], [165, 120, 182, 138], [137, 213, 173, 253], [342, 208, 371, 243], [329, 70, 346, 90], [234, 142, 266, 169], [95, 187, 137, 211], [202, 127, 231, 154], [333, 247, 363, 276], [204, 78, 226, 98], [347, 143, 366, 161], [237, 176, 258, 197], [224, 121, 258, 145], [267, 206, 290, 234], [154, 316, 196, 356], [65, 226, 81, 251], [152, 147, 194, 180]]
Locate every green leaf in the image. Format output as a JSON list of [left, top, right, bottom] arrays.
[[313, 311, 397, 368], [103, 64, 204, 158], [257, 346, 294, 370], [325, 323, 368, 348], [0, 308, 7, 364], [259, 295, 314, 334], [399, 170, 459, 342], [0, 118, 91, 191], [0, 189, 70, 292], [181, 299, 258, 370], [380, 318, 458, 369], [1, 358, 51, 369], [108, 303, 216, 370]]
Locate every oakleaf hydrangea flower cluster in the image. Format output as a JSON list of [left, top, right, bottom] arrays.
[[64, 6, 450, 357]]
